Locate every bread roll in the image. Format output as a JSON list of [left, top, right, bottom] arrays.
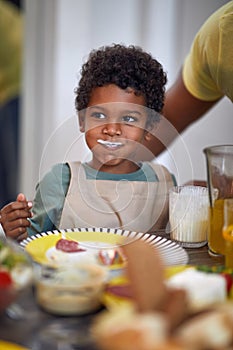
[[175, 310, 233, 349], [93, 305, 170, 350]]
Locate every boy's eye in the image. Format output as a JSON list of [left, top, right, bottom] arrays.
[[122, 115, 138, 123], [89, 111, 141, 124], [91, 112, 106, 120]]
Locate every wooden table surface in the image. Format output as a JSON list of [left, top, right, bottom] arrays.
[[186, 244, 225, 267], [155, 230, 225, 268]]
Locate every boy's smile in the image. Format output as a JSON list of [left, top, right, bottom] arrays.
[[79, 84, 151, 174], [97, 139, 123, 149]]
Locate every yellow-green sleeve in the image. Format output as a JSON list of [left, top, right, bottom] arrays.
[[183, 1, 233, 102]]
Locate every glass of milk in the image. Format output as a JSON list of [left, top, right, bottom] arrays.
[[169, 186, 209, 248]]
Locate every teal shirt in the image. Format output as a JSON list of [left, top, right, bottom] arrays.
[[28, 162, 176, 236]]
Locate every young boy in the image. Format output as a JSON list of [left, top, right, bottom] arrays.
[[0, 44, 176, 242]]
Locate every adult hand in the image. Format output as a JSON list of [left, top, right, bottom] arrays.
[[0, 193, 33, 242]]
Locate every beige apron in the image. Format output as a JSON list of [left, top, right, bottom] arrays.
[[59, 162, 174, 233]]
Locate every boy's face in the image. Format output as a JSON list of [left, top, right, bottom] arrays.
[[79, 84, 152, 173]]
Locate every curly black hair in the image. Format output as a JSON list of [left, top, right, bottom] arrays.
[[75, 44, 167, 124]]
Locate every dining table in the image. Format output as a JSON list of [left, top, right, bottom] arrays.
[[0, 235, 225, 350]]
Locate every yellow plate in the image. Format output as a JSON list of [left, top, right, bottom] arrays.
[[20, 228, 130, 265], [20, 228, 189, 266], [0, 341, 28, 350], [165, 265, 188, 278], [21, 232, 63, 265]]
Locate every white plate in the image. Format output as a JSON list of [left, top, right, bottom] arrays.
[[20, 227, 188, 266]]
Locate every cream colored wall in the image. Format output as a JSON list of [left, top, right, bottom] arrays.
[[21, 0, 232, 199]]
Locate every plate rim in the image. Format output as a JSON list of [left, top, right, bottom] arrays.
[[20, 227, 189, 266]]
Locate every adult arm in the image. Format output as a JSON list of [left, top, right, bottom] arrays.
[[142, 70, 222, 158]]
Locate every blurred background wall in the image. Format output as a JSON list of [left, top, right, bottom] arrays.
[[20, 0, 232, 199], [0, 0, 22, 207]]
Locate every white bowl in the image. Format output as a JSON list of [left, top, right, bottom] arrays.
[[35, 262, 108, 316]]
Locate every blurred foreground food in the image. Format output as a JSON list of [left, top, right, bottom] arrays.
[[0, 238, 33, 313], [92, 240, 233, 350]]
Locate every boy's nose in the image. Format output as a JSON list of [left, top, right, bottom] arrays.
[[103, 123, 121, 136]]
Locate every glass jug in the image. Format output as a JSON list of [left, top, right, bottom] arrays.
[[203, 145, 233, 256]]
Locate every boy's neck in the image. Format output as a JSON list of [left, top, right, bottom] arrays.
[[86, 160, 141, 174]]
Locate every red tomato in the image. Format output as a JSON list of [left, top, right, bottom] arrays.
[[0, 270, 13, 287], [221, 273, 233, 293]]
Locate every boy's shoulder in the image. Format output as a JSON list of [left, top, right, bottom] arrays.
[[143, 161, 170, 175], [51, 161, 82, 171], [143, 161, 176, 184], [52, 161, 84, 179], [44, 162, 72, 184], [50, 162, 70, 175]]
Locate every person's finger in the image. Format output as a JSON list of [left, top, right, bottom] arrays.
[[7, 226, 28, 241], [7, 216, 31, 230], [17, 193, 27, 202], [16, 232, 28, 242], [17, 193, 33, 210], [1, 199, 33, 218], [1, 207, 32, 224], [3, 216, 31, 237], [1, 202, 29, 216]]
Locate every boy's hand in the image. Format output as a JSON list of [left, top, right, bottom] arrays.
[[0, 193, 33, 242]]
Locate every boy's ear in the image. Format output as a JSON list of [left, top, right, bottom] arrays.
[[144, 121, 159, 141], [144, 130, 152, 142], [78, 111, 85, 132]]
